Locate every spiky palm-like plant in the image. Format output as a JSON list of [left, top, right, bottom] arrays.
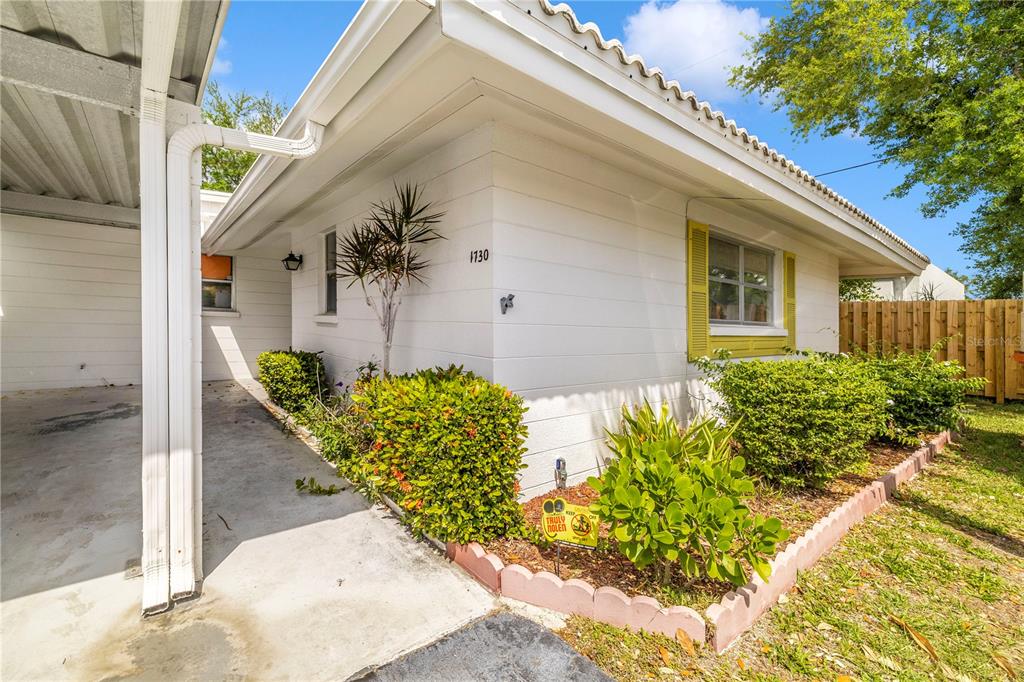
[[336, 182, 445, 373]]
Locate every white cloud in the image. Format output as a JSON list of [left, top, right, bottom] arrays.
[[623, 0, 768, 103], [211, 37, 232, 76], [212, 57, 233, 76]]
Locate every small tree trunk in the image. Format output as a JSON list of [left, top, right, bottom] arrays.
[[380, 287, 400, 375], [660, 560, 673, 586], [382, 337, 392, 375]]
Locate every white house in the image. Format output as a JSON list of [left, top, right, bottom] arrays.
[[204, 0, 929, 501], [865, 263, 966, 301], [2, 0, 934, 615]]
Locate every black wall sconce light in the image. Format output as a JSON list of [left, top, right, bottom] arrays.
[[281, 252, 304, 271], [500, 293, 515, 315]]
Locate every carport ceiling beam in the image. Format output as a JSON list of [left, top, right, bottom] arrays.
[[0, 28, 197, 115]]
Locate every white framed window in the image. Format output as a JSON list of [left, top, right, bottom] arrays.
[[201, 254, 234, 310], [324, 230, 337, 314], [709, 236, 774, 325]]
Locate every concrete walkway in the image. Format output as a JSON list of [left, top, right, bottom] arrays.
[[1, 381, 493, 680]]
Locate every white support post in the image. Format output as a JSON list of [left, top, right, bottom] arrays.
[[139, 0, 182, 614]]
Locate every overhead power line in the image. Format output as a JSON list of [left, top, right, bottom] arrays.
[[814, 154, 899, 178]]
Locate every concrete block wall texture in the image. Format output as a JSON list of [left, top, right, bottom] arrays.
[[446, 431, 952, 654], [288, 124, 498, 386], [1, 211, 290, 391], [489, 123, 841, 499], [285, 120, 842, 501]]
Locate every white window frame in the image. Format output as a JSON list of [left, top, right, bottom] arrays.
[[708, 235, 776, 328], [322, 229, 338, 315], [201, 255, 235, 312]]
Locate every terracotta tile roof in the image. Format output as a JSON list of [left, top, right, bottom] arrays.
[[536, 0, 928, 264]]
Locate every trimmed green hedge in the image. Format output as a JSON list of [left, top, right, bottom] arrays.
[[350, 365, 529, 543], [858, 347, 985, 444], [706, 356, 889, 487], [256, 349, 328, 413]]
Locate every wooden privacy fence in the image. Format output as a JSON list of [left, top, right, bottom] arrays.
[[839, 300, 1023, 403]]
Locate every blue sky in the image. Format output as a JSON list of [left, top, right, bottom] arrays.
[[212, 0, 972, 276]]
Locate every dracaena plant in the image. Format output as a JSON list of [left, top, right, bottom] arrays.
[[589, 402, 788, 586], [336, 182, 445, 374]]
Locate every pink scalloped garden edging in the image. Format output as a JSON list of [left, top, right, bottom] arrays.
[[444, 542, 706, 641], [447, 430, 954, 653]]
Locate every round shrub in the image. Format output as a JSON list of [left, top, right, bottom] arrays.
[[857, 348, 985, 444], [708, 356, 889, 487], [350, 365, 528, 543], [256, 349, 328, 413]]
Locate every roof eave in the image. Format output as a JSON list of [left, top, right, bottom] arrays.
[[479, 0, 928, 269], [202, 0, 436, 253]]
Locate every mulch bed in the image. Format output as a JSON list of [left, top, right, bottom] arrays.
[[484, 439, 927, 611]]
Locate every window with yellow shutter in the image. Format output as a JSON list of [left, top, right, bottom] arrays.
[[687, 221, 797, 359]]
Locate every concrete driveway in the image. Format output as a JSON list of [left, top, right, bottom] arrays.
[[1, 380, 493, 680]]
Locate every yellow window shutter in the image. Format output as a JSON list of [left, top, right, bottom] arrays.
[[687, 220, 710, 360], [784, 251, 796, 349]]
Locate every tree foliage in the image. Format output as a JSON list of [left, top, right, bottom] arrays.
[[732, 0, 1024, 299], [839, 278, 882, 302], [201, 82, 287, 192], [336, 182, 445, 373]]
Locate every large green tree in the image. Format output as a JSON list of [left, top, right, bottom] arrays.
[[731, 0, 1024, 299], [201, 82, 287, 192]]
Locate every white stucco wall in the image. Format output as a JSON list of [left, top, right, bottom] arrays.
[[289, 125, 497, 388], [1, 193, 290, 391], [489, 125, 839, 496], [870, 263, 965, 301], [198, 191, 291, 382], [1, 214, 143, 391], [285, 122, 839, 499]]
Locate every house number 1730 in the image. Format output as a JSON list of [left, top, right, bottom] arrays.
[[469, 249, 490, 263]]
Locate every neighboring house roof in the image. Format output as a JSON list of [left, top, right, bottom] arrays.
[[536, 0, 927, 264]]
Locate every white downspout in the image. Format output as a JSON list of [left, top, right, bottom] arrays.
[[139, 0, 182, 614], [165, 121, 324, 598]]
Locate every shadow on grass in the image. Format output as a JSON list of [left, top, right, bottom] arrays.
[[894, 489, 1024, 559]]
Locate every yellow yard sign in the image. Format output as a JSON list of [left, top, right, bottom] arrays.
[[541, 497, 599, 549]]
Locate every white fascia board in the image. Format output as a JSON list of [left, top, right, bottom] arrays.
[[1, 27, 195, 116], [195, 1, 231, 106], [439, 0, 926, 273], [202, 0, 436, 253]]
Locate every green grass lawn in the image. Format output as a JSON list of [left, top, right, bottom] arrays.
[[558, 399, 1024, 681]]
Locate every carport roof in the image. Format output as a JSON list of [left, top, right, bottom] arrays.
[[0, 0, 227, 214]]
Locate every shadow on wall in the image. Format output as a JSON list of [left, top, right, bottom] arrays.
[[516, 377, 691, 500]]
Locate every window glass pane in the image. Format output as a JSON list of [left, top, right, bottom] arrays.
[[202, 281, 232, 309], [709, 281, 740, 321], [709, 238, 739, 280], [744, 249, 771, 286], [325, 273, 337, 313], [744, 287, 771, 323], [201, 254, 232, 280], [325, 231, 337, 268]]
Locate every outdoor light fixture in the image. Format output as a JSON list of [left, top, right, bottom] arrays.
[[281, 252, 303, 271], [500, 293, 515, 315]]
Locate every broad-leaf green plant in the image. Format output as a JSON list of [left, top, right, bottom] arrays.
[[589, 403, 788, 587]]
